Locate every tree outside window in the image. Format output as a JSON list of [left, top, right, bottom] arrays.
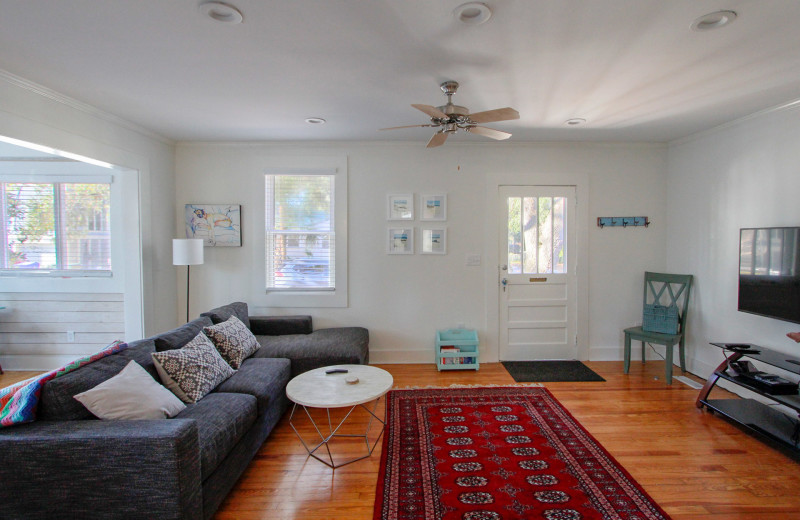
[[1, 182, 111, 272], [265, 174, 334, 290]]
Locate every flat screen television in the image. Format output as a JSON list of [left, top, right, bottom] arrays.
[[738, 227, 800, 324]]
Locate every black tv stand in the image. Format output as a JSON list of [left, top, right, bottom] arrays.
[[697, 343, 800, 454]]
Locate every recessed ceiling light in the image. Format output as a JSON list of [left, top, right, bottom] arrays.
[[565, 118, 586, 126], [453, 2, 492, 25], [305, 117, 326, 125], [198, 1, 243, 24], [691, 10, 737, 31]]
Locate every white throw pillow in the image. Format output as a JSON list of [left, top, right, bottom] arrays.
[[73, 360, 186, 420]]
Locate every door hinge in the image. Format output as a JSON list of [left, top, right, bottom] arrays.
[[574, 334, 578, 345]]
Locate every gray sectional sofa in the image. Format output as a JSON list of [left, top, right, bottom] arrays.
[[0, 302, 369, 520]]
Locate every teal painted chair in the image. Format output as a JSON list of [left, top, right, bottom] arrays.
[[624, 272, 693, 384]]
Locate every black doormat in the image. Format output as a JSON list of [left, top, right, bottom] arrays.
[[501, 361, 606, 383]]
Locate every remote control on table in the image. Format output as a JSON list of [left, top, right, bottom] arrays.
[[325, 368, 349, 374]]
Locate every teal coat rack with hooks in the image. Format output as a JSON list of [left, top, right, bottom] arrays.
[[597, 217, 650, 228]]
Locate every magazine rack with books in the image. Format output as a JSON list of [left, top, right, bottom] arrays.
[[436, 329, 479, 371]]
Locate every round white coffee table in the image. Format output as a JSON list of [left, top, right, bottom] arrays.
[[286, 364, 393, 468]]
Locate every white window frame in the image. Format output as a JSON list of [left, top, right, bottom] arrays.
[[0, 169, 115, 278], [262, 164, 348, 308]]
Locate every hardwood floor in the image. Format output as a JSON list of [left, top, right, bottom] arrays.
[[214, 362, 800, 520], [3, 362, 799, 519]]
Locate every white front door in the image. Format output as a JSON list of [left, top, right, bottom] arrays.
[[498, 186, 577, 360]]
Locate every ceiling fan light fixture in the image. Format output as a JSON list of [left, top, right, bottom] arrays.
[[453, 3, 492, 25], [691, 10, 737, 31], [304, 117, 326, 125], [565, 118, 586, 126], [198, 1, 243, 24]]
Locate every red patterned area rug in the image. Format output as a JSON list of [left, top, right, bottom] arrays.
[[373, 387, 670, 520]]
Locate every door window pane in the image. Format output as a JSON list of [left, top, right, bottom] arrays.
[[522, 197, 538, 273], [507, 197, 522, 274], [505, 194, 568, 275], [553, 197, 566, 273], [537, 197, 553, 273]]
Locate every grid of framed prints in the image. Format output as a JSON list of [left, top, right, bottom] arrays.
[[387, 193, 447, 254]]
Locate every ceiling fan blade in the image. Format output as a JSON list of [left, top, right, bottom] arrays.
[[379, 124, 435, 131], [412, 104, 448, 120], [468, 107, 520, 124], [466, 126, 512, 140], [426, 132, 449, 148]]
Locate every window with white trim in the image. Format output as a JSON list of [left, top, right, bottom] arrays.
[[0, 179, 111, 275], [265, 173, 335, 290]]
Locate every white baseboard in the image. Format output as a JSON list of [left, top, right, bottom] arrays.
[[0, 354, 77, 372], [588, 344, 670, 362], [369, 349, 434, 364], [588, 346, 621, 361]]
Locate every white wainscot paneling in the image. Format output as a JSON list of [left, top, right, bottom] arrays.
[[0, 292, 125, 371]]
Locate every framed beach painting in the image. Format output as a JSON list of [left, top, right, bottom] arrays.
[[387, 227, 414, 254], [185, 204, 242, 247], [387, 194, 414, 220], [421, 227, 446, 254], [420, 193, 446, 221]]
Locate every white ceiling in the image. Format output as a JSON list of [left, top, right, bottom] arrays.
[[1, 0, 800, 144]]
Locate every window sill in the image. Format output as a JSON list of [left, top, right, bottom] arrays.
[[0, 270, 112, 278]]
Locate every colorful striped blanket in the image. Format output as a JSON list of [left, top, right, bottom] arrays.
[[0, 340, 128, 428]]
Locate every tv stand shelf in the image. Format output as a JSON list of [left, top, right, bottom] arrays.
[[697, 343, 800, 454]]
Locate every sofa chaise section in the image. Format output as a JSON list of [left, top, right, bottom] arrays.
[[201, 302, 369, 377]]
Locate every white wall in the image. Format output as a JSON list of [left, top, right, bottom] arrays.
[[0, 72, 177, 351], [667, 104, 800, 378], [176, 141, 668, 363]]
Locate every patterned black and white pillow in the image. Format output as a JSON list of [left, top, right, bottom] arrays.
[[151, 332, 235, 403], [203, 316, 260, 369]]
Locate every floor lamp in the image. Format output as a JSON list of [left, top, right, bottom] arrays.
[[173, 238, 204, 323]]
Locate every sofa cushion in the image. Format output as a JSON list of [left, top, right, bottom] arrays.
[[200, 302, 250, 329], [151, 316, 213, 352], [203, 316, 260, 369], [252, 327, 369, 377], [249, 315, 312, 336], [173, 392, 257, 480], [38, 340, 156, 422], [152, 333, 235, 403], [213, 357, 291, 415], [73, 360, 187, 420]]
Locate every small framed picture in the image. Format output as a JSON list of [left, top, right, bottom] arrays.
[[387, 194, 414, 220], [388, 227, 414, 254], [420, 193, 447, 221], [421, 227, 447, 254]]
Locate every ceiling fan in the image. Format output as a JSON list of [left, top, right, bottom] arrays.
[[380, 81, 520, 148]]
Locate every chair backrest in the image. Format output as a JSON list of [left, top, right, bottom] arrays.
[[643, 272, 693, 333]]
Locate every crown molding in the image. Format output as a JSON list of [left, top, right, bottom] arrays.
[[670, 97, 800, 147], [0, 69, 173, 146]]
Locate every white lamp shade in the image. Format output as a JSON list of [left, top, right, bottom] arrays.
[[173, 239, 204, 266]]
